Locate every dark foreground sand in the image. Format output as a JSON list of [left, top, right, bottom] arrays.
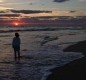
[[47, 40, 86, 80]]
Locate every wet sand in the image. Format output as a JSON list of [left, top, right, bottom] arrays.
[[47, 40, 86, 80]]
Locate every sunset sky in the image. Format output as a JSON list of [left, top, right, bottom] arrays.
[[0, 0, 86, 16]]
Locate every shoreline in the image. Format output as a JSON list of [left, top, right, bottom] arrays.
[[46, 40, 86, 80]]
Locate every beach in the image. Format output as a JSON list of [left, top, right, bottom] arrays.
[[0, 27, 85, 80], [47, 40, 86, 80]]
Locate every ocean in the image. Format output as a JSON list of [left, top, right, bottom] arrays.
[[0, 26, 86, 80]]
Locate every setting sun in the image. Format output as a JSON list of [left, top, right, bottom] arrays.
[[14, 22, 19, 26]]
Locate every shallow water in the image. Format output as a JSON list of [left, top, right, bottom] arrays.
[[0, 26, 85, 80]]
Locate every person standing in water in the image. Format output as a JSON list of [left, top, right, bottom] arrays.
[[12, 32, 21, 60]]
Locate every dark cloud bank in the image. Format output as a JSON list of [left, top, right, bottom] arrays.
[[10, 10, 52, 14], [53, 0, 69, 2], [0, 10, 52, 17], [0, 14, 20, 17]]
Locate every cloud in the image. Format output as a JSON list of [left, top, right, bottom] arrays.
[[53, 0, 69, 3], [0, 11, 6, 13], [0, 13, 20, 17], [69, 11, 76, 13], [10, 10, 52, 14]]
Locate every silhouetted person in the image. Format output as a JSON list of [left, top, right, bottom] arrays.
[[12, 32, 21, 60]]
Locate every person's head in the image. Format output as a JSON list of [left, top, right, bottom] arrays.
[[15, 32, 19, 37]]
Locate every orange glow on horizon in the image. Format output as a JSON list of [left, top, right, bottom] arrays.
[[14, 22, 19, 26], [12, 21, 28, 26]]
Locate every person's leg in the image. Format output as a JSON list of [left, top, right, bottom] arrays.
[[14, 50, 17, 60], [18, 50, 20, 60]]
